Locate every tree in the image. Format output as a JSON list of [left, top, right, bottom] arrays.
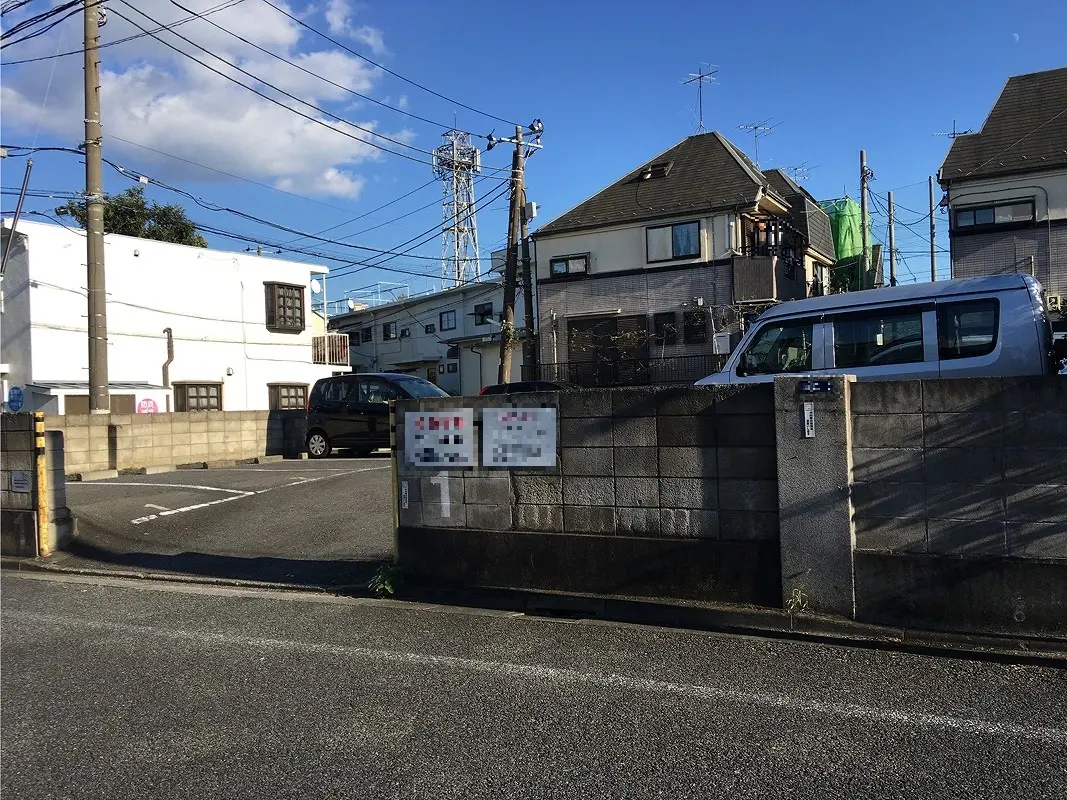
[[56, 186, 208, 247]]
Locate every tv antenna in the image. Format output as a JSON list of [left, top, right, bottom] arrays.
[[784, 162, 817, 182], [683, 63, 718, 132], [933, 120, 973, 139], [739, 119, 780, 168]]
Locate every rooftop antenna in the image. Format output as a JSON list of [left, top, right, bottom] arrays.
[[933, 120, 973, 139], [784, 162, 817, 182], [739, 119, 780, 168], [683, 63, 718, 132]]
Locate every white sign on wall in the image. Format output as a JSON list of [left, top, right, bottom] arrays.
[[482, 407, 557, 468], [404, 410, 474, 468], [10, 471, 31, 493]]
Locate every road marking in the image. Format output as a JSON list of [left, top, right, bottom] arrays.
[[5, 609, 1064, 744], [131, 492, 253, 524], [143, 503, 170, 512], [71, 482, 251, 494], [253, 465, 387, 494]]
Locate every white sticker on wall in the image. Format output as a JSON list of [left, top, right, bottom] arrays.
[[10, 471, 31, 493], [404, 410, 474, 468], [400, 480, 409, 510], [482, 407, 557, 468], [803, 402, 816, 439]]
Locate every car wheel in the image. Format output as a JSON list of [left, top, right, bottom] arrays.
[[306, 430, 331, 459]]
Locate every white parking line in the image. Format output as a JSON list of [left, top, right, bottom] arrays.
[[72, 482, 251, 494], [144, 504, 170, 512]]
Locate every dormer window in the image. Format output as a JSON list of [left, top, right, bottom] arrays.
[[639, 160, 673, 181]]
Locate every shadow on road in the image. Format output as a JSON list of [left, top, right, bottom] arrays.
[[64, 539, 388, 591]]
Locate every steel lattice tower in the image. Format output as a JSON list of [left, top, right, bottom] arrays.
[[432, 130, 481, 286]]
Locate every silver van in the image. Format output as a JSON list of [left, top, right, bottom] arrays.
[[696, 275, 1059, 385]]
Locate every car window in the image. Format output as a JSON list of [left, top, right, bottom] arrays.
[[392, 376, 450, 398], [320, 379, 355, 402], [360, 378, 400, 404], [833, 307, 924, 368], [937, 299, 998, 360], [739, 321, 814, 375]]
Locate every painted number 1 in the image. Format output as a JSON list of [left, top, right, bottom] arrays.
[[430, 471, 450, 518]]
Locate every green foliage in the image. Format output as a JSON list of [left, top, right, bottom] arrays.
[[56, 186, 208, 247], [368, 564, 403, 597]]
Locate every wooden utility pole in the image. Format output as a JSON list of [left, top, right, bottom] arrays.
[[497, 126, 523, 385], [520, 189, 537, 377], [84, 0, 109, 411], [929, 176, 937, 282], [887, 190, 897, 287], [859, 150, 870, 288]]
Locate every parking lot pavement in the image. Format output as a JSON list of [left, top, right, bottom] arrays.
[[52, 455, 394, 588]]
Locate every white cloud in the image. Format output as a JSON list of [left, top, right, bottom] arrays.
[[322, 0, 387, 55], [325, 0, 351, 35], [352, 25, 387, 56], [0, 0, 403, 198], [398, 95, 409, 110]]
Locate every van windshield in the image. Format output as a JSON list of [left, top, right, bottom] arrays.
[[739, 322, 814, 375]]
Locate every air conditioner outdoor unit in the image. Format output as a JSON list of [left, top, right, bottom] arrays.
[[1048, 295, 1062, 313], [712, 332, 732, 355]]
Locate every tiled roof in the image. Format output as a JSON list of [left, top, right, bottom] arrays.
[[535, 131, 774, 237], [761, 168, 836, 262], [939, 66, 1067, 184]]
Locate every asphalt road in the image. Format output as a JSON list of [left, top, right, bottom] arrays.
[[3, 571, 1065, 800], [56, 456, 393, 588]]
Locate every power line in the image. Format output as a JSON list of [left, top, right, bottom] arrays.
[[258, 0, 521, 129], [962, 106, 1067, 178], [0, 0, 93, 50]]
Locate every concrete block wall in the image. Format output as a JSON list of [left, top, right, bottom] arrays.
[[851, 377, 1067, 560], [1, 414, 39, 556], [44, 410, 305, 474]]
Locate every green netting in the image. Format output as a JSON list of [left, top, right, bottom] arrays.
[[819, 197, 866, 260]]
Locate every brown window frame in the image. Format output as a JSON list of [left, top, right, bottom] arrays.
[[268, 383, 308, 410], [264, 282, 305, 332], [174, 382, 222, 412]]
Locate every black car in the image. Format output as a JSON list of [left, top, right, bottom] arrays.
[[306, 372, 449, 458], [478, 380, 579, 395]]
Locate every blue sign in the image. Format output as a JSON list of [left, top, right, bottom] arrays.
[[7, 385, 24, 412]]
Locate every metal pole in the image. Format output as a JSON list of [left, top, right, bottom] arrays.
[[859, 150, 869, 290], [929, 176, 937, 282], [84, 0, 109, 412], [520, 189, 536, 379], [1, 159, 33, 276], [887, 190, 897, 287], [497, 126, 523, 385]]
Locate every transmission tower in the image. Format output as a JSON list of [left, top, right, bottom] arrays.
[[432, 129, 482, 286]]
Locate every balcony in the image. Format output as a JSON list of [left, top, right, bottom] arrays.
[[312, 334, 350, 366], [732, 253, 805, 304]]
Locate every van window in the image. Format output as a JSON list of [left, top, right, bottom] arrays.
[[937, 299, 999, 359], [739, 321, 814, 375], [360, 378, 400, 405], [833, 308, 924, 368]]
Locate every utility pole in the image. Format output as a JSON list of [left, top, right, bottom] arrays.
[[887, 190, 897, 287], [489, 121, 543, 385], [929, 176, 937, 282], [859, 150, 870, 288], [84, 0, 109, 412]]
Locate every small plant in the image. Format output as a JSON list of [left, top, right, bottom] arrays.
[[368, 564, 403, 597]]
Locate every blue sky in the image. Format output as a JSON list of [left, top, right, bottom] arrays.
[[2, 0, 1065, 300]]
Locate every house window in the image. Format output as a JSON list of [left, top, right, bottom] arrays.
[[383, 322, 397, 340], [646, 221, 700, 263], [955, 200, 1034, 229], [549, 254, 589, 276], [264, 283, 305, 332], [400, 327, 411, 339], [473, 302, 493, 326], [174, 383, 221, 412], [446, 345, 460, 359], [937, 299, 999, 360], [360, 327, 372, 343], [440, 310, 457, 331], [447, 363, 458, 373], [652, 312, 678, 346], [269, 384, 307, 410], [424, 324, 436, 335], [833, 307, 924, 368], [683, 310, 707, 344]]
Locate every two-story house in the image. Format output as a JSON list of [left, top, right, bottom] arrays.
[[329, 279, 525, 395], [938, 66, 1067, 314], [530, 131, 835, 386], [0, 219, 345, 413]]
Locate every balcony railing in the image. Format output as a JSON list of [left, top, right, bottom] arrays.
[[312, 334, 350, 366], [526, 354, 728, 388]]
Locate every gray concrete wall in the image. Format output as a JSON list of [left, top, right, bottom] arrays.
[[1, 413, 38, 556], [45, 410, 306, 475], [851, 377, 1067, 559]]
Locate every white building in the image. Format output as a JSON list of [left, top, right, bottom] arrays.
[[329, 278, 526, 396], [0, 219, 347, 414]]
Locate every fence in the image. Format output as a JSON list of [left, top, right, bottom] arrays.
[[527, 354, 728, 387]]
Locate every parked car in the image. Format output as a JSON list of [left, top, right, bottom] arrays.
[[305, 372, 449, 458], [696, 275, 1060, 385], [478, 380, 580, 395]]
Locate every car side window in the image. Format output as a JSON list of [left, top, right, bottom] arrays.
[[739, 321, 814, 375], [937, 299, 999, 359], [360, 379, 399, 405], [320, 380, 342, 402], [832, 306, 924, 368]]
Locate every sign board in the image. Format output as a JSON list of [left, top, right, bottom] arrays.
[[482, 407, 557, 468], [400, 480, 409, 510], [803, 402, 816, 439], [10, 470, 31, 493], [797, 380, 834, 394], [404, 410, 474, 468], [137, 398, 159, 414], [7, 386, 24, 412]]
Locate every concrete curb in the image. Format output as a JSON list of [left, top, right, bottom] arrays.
[[120, 465, 176, 476], [67, 470, 119, 482]]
